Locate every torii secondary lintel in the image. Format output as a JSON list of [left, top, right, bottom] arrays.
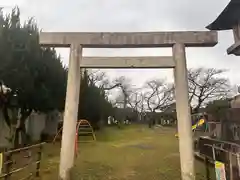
[[81, 56, 175, 68]]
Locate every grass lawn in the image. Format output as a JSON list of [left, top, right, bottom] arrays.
[[37, 124, 215, 180]]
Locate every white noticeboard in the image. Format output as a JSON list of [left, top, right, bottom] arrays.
[[215, 161, 226, 180]]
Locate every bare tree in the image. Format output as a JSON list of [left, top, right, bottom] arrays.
[[87, 73, 139, 111], [127, 89, 142, 110], [88, 70, 119, 89], [113, 76, 134, 109], [129, 91, 147, 121], [114, 87, 148, 121], [87, 70, 105, 86], [87, 70, 121, 98], [143, 79, 174, 113], [187, 68, 231, 113]]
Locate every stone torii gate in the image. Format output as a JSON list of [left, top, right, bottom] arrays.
[[39, 31, 217, 180]]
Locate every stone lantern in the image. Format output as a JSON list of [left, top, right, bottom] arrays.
[[206, 0, 240, 56]]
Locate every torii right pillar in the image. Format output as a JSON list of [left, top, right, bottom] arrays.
[[173, 43, 194, 180], [206, 0, 240, 56]]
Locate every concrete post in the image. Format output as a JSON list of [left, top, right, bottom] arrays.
[[80, 68, 85, 78], [173, 43, 195, 180], [59, 44, 82, 180]]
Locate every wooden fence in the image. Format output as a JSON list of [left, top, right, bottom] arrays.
[[0, 143, 45, 180], [198, 137, 240, 180]]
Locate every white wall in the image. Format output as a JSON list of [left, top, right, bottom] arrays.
[[231, 94, 240, 108]]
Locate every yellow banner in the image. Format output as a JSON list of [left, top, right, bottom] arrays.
[[215, 161, 226, 180], [0, 153, 2, 174]]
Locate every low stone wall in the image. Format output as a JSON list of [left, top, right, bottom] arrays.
[[42, 110, 61, 137], [0, 109, 62, 149], [25, 112, 46, 142], [0, 111, 11, 149]]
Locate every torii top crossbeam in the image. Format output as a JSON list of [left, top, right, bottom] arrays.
[[39, 31, 217, 48]]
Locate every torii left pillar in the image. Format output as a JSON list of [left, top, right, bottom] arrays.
[[59, 44, 82, 180]]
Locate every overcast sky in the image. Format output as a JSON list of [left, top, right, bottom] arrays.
[[1, 0, 240, 89]]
